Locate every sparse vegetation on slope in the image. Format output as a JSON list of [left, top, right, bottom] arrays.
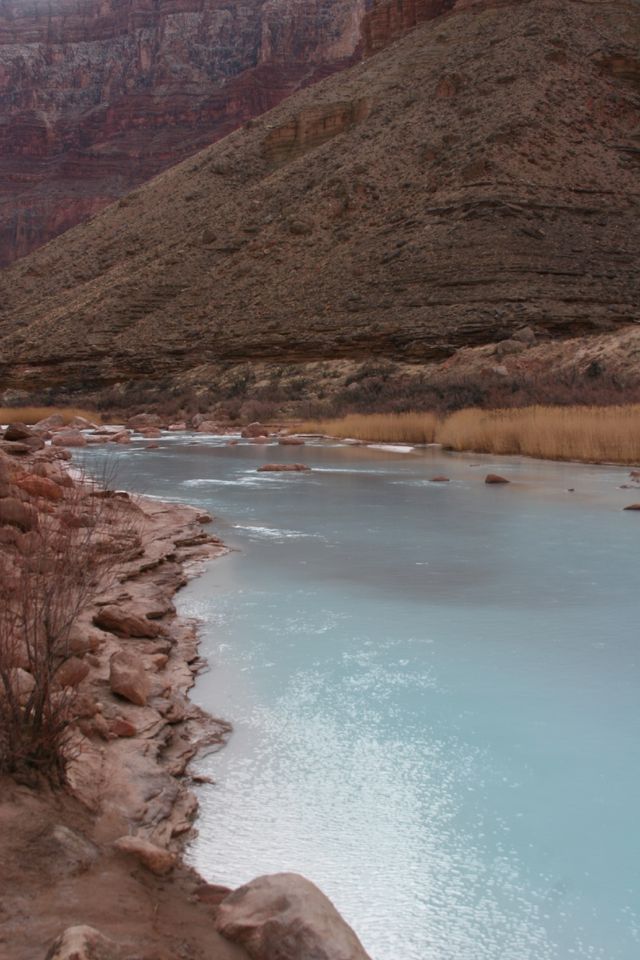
[[299, 405, 640, 464]]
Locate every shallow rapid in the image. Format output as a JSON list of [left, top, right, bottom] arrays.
[[84, 436, 640, 960]]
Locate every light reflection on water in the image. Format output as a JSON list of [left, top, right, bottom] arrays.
[[82, 438, 640, 960]]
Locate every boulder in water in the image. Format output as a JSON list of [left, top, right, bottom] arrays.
[[257, 463, 311, 472], [215, 872, 372, 960]]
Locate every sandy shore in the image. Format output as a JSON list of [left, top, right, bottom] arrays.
[[0, 473, 248, 959]]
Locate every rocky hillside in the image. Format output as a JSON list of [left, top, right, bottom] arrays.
[[0, 0, 638, 414], [0, 0, 369, 266]]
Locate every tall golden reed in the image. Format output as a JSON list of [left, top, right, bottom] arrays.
[[297, 406, 640, 464], [0, 406, 101, 426], [298, 412, 439, 444]]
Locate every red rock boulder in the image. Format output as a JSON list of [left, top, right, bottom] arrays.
[[109, 651, 150, 706]]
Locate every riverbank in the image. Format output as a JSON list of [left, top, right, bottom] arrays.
[[0, 443, 249, 959], [296, 405, 640, 466]]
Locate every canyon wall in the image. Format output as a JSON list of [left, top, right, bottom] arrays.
[[0, 0, 638, 406], [0, 0, 367, 265]]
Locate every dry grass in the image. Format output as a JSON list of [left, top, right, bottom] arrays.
[[297, 412, 439, 444], [438, 405, 640, 464], [297, 406, 640, 464], [0, 406, 101, 426]]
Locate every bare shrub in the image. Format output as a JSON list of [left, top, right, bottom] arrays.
[[0, 472, 139, 782]]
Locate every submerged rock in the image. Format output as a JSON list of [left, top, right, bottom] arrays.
[[257, 463, 311, 472], [215, 872, 372, 960]]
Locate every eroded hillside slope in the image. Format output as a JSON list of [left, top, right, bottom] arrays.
[[0, 0, 638, 411]]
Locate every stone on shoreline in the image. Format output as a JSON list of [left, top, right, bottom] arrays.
[[94, 604, 162, 638], [16, 474, 64, 501], [126, 413, 164, 430], [45, 925, 125, 960], [485, 473, 510, 484], [51, 430, 87, 448], [109, 650, 150, 706], [113, 836, 176, 876], [279, 436, 305, 445], [623, 503, 640, 511], [241, 421, 267, 438], [0, 496, 38, 531], [215, 872, 372, 960], [3, 421, 33, 441], [0, 440, 31, 456]]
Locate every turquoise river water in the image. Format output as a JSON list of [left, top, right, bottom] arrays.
[[84, 435, 639, 960]]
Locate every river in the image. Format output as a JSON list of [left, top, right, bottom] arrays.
[[83, 435, 640, 960]]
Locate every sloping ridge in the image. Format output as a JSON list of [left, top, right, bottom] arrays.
[[0, 0, 638, 400]]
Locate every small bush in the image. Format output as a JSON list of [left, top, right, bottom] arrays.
[[0, 473, 138, 783]]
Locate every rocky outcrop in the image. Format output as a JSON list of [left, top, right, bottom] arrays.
[[0, 0, 638, 410], [215, 873, 372, 960], [363, 0, 455, 56], [0, 0, 366, 266]]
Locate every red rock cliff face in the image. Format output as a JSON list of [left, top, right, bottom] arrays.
[[0, 0, 367, 266], [362, 0, 455, 55]]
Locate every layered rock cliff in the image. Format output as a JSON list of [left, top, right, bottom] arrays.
[[0, 0, 366, 266], [0, 0, 638, 412]]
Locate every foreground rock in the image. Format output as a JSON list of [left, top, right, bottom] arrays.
[[623, 503, 640, 511], [45, 925, 125, 960], [485, 474, 510, 485], [109, 651, 150, 706], [113, 836, 175, 876], [257, 463, 311, 472], [215, 873, 372, 960], [51, 430, 87, 448]]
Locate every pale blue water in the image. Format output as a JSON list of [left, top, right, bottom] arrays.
[[83, 436, 640, 960]]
